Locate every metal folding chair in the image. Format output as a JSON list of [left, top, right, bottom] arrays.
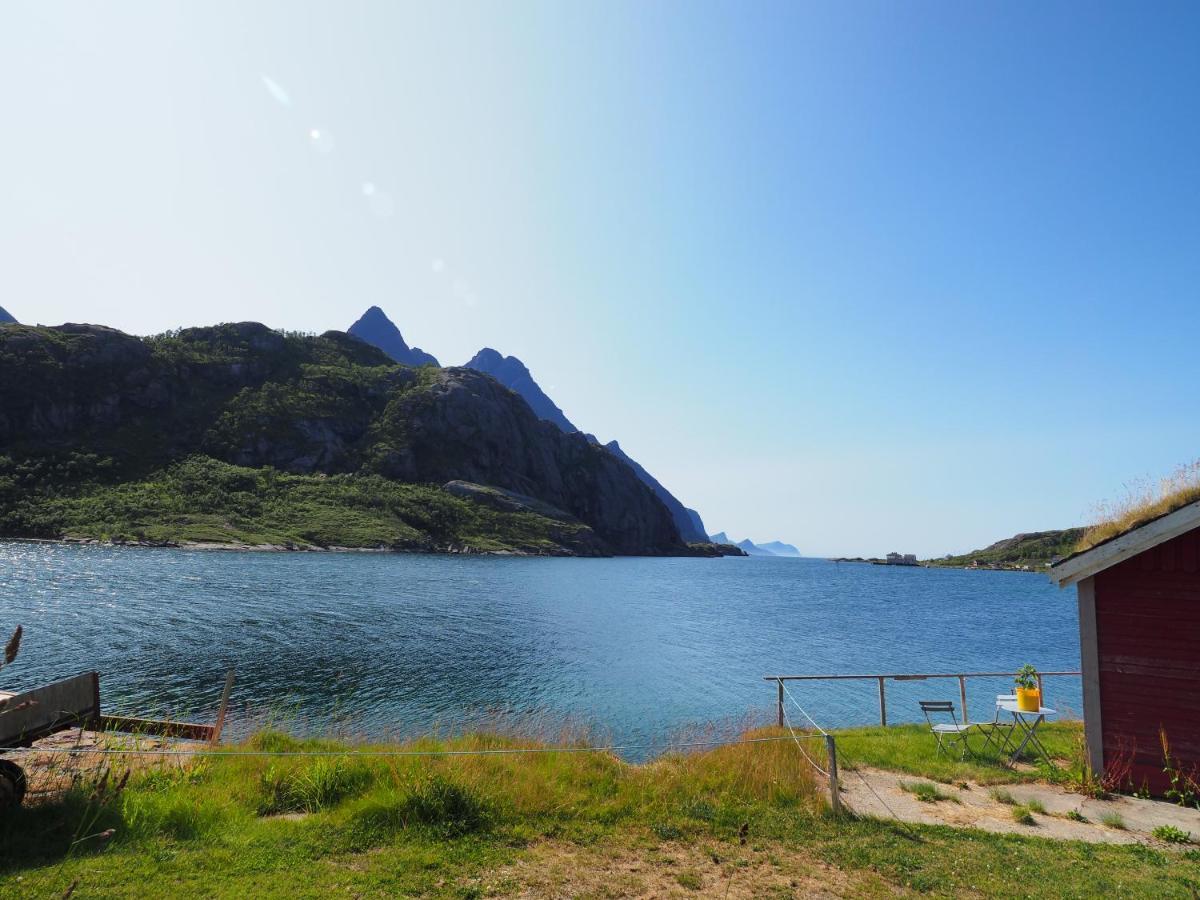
[[973, 694, 1018, 757], [919, 700, 975, 760]]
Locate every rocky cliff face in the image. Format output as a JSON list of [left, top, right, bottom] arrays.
[[348, 306, 439, 367], [0, 322, 684, 556], [464, 348, 576, 433], [463, 346, 708, 543], [0, 306, 15, 324], [366, 368, 681, 554], [601, 440, 708, 543]]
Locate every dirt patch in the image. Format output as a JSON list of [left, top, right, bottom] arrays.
[[5, 728, 201, 803], [842, 766, 1200, 847], [477, 836, 902, 898]]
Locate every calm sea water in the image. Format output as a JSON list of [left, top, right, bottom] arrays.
[[0, 544, 1081, 755]]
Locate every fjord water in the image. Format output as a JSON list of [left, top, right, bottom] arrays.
[[0, 544, 1080, 755]]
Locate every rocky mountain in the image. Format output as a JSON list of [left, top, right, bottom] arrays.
[[758, 541, 801, 557], [710, 533, 797, 557], [464, 348, 576, 432], [346, 309, 712, 546], [734, 539, 776, 557], [461, 347, 709, 543], [600, 441, 708, 542], [348, 306, 439, 367], [0, 322, 691, 556], [0, 306, 15, 324]]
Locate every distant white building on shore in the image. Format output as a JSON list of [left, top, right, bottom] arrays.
[[886, 552, 919, 566]]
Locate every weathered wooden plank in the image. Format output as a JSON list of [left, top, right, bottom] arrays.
[[97, 715, 215, 742], [0, 672, 99, 747]]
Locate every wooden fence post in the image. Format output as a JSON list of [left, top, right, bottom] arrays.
[[877, 676, 887, 726], [958, 675, 969, 725], [825, 734, 841, 816], [777, 680, 784, 727], [210, 670, 236, 746]]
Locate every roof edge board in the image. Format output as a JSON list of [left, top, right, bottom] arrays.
[[1049, 500, 1200, 588]]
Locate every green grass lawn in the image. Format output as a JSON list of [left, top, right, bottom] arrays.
[[3, 725, 1199, 898], [831, 721, 1087, 787]]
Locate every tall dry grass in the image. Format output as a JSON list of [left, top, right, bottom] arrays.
[[1076, 460, 1200, 553]]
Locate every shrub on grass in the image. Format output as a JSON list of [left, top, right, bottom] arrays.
[[1152, 825, 1191, 844], [257, 759, 373, 815], [350, 774, 490, 840], [403, 773, 490, 836], [1025, 798, 1047, 815], [1065, 809, 1088, 822]]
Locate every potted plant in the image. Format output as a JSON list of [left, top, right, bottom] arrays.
[[1015, 664, 1041, 712]]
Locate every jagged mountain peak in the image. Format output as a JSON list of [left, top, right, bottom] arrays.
[[464, 348, 576, 433], [462, 346, 708, 543], [348, 307, 439, 367]]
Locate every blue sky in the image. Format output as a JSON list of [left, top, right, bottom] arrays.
[[2, 2, 1198, 556]]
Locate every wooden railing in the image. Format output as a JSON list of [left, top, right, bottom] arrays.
[[764, 670, 1081, 727]]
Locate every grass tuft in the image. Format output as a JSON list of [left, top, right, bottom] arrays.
[[900, 781, 958, 804], [1100, 811, 1126, 830], [676, 871, 703, 890], [1011, 805, 1037, 826], [1076, 461, 1200, 553], [990, 788, 1017, 805], [257, 759, 373, 815]]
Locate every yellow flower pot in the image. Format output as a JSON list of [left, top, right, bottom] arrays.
[[1016, 687, 1041, 712]]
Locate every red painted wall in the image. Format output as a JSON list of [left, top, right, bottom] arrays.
[[1094, 527, 1200, 795]]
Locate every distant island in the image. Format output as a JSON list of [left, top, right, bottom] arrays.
[[925, 528, 1086, 571], [830, 531, 1086, 572], [830, 552, 918, 566], [0, 320, 737, 558]]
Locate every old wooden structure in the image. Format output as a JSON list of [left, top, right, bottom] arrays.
[[0, 670, 233, 806], [1051, 500, 1200, 794]]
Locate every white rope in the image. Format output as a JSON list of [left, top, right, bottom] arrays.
[[779, 680, 828, 735], [777, 701, 829, 778], [777, 679, 914, 824]]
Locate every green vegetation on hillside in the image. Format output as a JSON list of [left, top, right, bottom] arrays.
[[0, 455, 598, 554], [927, 528, 1085, 571], [3, 724, 1196, 898], [0, 322, 689, 555]]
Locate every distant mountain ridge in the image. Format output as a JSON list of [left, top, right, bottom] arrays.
[[758, 541, 801, 557], [0, 321, 692, 556], [346, 307, 711, 545], [599, 440, 707, 542], [464, 348, 576, 433], [0, 306, 15, 324], [709, 533, 799, 557], [458, 342, 708, 543], [348, 306, 439, 367]]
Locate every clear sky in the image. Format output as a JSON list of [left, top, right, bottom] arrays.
[[2, 2, 1198, 557]]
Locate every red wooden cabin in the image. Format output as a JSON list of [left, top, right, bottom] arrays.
[[1051, 500, 1200, 795]]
